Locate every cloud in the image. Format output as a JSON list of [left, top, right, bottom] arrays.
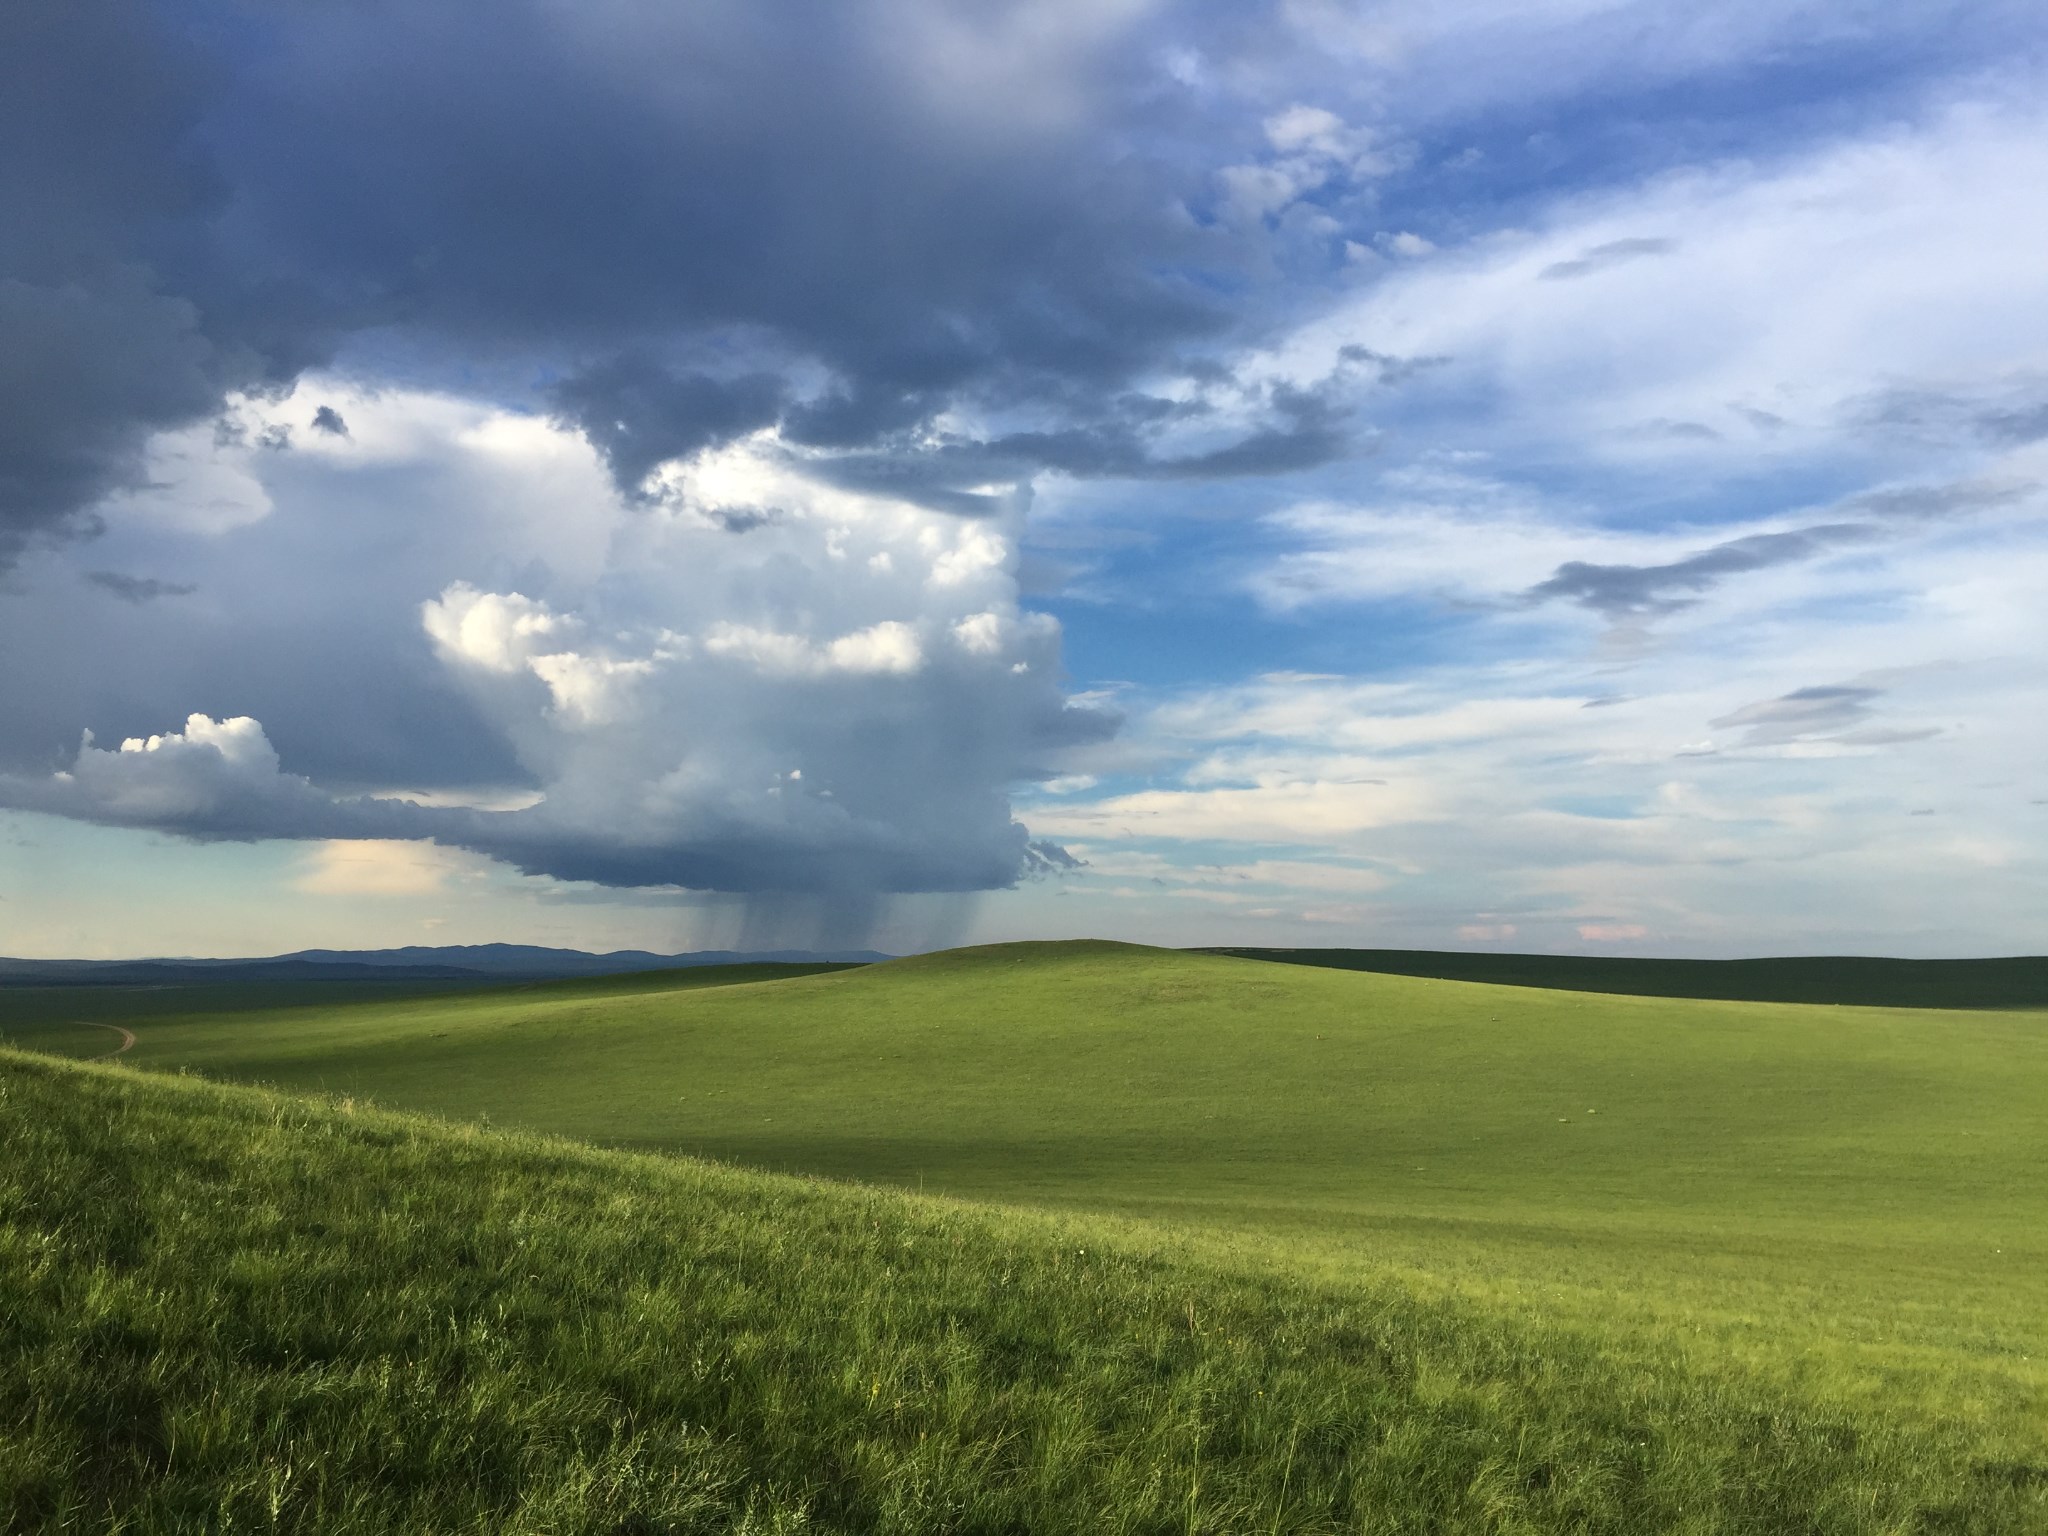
[[1710, 683, 1880, 743], [0, 0, 1277, 571], [1272, 0, 2043, 153], [1706, 679, 1942, 750], [200, 0, 1248, 462], [83, 571, 196, 604], [1259, 95, 2048, 487], [8, 0, 2048, 960], [1538, 237, 1677, 281], [1980, 403, 2048, 446], [699, 618, 925, 678], [1523, 525, 1868, 617], [1029, 774, 1429, 846], [1854, 384, 2048, 453], [549, 357, 786, 496], [0, 715, 425, 842], [294, 839, 483, 897], [1015, 621, 2048, 953], [791, 369, 1370, 517], [1215, 103, 1404, 224], [0, 0, 329, 569], [1255, 463, 2044, 627], [1457, 923, 1517, 942], [0, 392, 1116, 909], [421, 584, 573, 676], [1576, 923, 1648, 942]]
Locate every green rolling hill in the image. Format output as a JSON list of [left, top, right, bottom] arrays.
[[5, 940, 2045, 1531]]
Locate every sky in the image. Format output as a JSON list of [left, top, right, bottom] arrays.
[[3, 0, 2045, 959]]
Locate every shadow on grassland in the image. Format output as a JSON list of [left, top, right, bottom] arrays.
[[1197, 949, 2048, 1009]]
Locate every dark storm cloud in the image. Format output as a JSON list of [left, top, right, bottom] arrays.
[[83, 571, 196, 604], [0, 1, 269, 566], [207, 0, 1243, 453], [549, 357, 788, 494], [2, 0, 1270, 563], [0, 0, 421, 568], [309, 405, 349, 438]]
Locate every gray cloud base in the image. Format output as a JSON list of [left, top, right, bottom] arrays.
[[1, 696, 1112, 896], [0, 0, 1296, 568]]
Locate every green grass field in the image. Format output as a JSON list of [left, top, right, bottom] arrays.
[[0, 963, 857, 1057], [4, 941, 2045, 1531]]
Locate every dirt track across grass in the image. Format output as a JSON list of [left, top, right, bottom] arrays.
[[81, 1022, 137, 1059]]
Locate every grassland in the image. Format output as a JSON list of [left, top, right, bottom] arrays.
[[5, 940, 2044, 1531], [6, 1048, 2046, 1534], [0, 963, 855, 1060]]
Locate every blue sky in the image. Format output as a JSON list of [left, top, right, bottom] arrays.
[[2, 0, 2044, 957]]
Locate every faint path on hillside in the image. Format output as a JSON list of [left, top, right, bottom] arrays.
[[80, 1022, 137, 1059]]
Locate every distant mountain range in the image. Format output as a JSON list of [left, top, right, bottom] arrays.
[[0, 944, 891, 987]]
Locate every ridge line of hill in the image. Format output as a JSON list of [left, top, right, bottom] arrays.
[[0, 943, 891, 987], [9, 936, 2048, 1007]]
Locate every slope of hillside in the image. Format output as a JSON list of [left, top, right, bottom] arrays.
[[4, 1050, 2042, 1534], [20, 941, 2045, 1427]]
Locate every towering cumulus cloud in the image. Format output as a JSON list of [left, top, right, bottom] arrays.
[[0, 0, 1240, 921], [0, 394, 1117, 912], [0, 0, 1357, 928]]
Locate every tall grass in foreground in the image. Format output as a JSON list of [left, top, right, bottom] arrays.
[[3, 1052, 2043, 1534]]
